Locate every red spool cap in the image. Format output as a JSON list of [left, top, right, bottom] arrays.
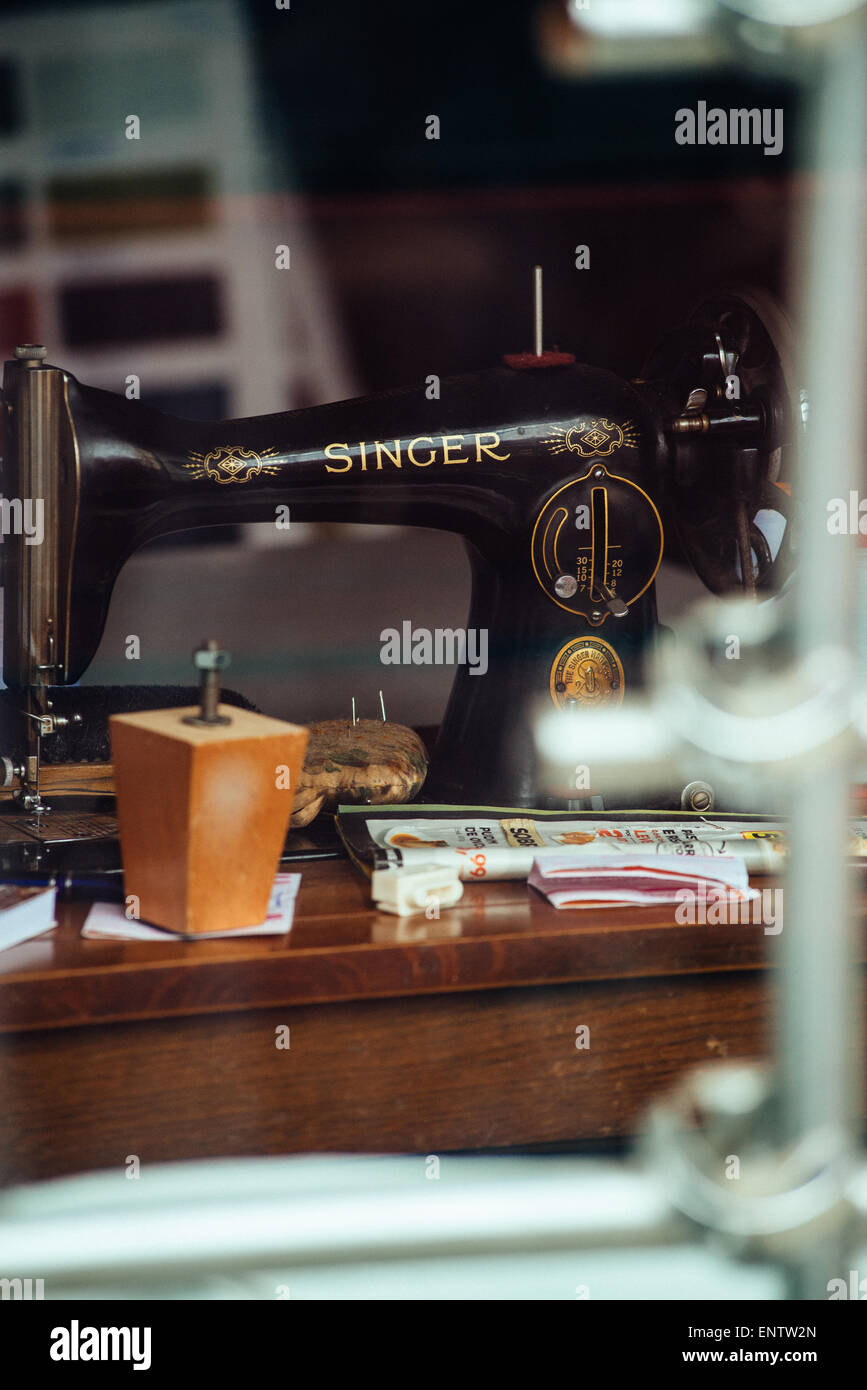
[[503, 350, 575, 370]]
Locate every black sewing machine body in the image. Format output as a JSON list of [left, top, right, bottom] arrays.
[[0, 287, 795, 824]]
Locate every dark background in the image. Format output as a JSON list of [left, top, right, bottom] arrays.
[[248, 0, 797, 392]]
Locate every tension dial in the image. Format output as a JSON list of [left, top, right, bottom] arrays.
[[530, 464, 664, 624]]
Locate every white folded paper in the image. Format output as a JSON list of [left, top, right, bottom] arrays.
[[82, 872, 301, 940]]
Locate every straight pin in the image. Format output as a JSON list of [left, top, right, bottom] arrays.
[[351, 697, 357, 727], [379, 690, 386, 722], [533, 265, 543, 357]]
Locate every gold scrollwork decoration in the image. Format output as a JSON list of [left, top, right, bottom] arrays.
[[185, 446, 280, 484], [542, 419, 638, 459]]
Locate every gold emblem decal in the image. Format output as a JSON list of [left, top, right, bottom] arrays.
[[549, 637, 625, 709], [543, 419, 638, 459], [185, 446, 279, 484]]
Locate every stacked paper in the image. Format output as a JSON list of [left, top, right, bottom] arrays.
[[529, 852, 758, 910]]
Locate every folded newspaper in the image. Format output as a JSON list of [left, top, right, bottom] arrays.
[[336, 804, 859, 880]]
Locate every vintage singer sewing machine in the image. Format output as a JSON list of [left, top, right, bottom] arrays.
[[0, 283, 795, 864]]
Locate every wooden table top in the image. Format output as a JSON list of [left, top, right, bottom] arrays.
[[0, 858, 807, 1036]]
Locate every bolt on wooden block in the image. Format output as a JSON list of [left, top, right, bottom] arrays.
[[109, 705, 308, 934]]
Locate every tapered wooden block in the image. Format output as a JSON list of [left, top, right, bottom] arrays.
[[110, 705, 308, 934]]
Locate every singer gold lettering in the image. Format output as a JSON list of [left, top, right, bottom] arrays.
[[323, 431, 510, 473]]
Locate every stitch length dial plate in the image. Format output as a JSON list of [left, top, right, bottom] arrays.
[[531, 463, 664, 625]]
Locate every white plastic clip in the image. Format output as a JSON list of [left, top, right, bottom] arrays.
[[371, 862, 463, 917]]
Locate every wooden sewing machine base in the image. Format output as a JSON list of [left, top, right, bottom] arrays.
[[0, 858, 864, 1186]]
